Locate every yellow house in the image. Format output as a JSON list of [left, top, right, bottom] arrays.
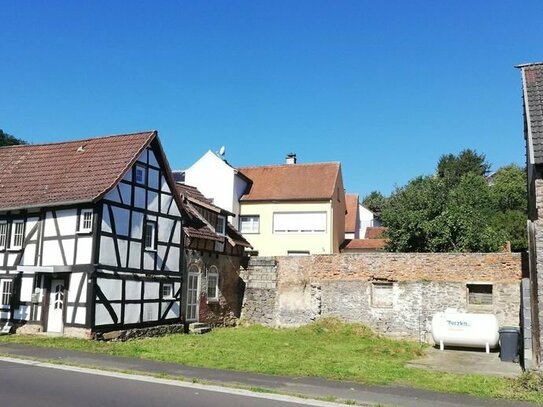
[[238, 161, 346, 256]]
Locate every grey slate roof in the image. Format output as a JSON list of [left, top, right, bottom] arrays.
[[519, 62, 543, 164]]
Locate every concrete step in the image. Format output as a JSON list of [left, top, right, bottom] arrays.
[[188, 323, 212, 334]]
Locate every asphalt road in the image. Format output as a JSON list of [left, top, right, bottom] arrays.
[[0, 360, 340, 407]]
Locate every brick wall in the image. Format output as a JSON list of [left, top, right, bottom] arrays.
[[241, 253, 524, 341]]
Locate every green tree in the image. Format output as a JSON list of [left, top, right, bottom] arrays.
[[437, 149, 491, 187], [361, 191, 388, 219], [0, 129, 26, 147], [490, 164, 526, 212]]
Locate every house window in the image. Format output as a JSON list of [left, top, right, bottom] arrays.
[[207, 266, 219, 300], [1, 280, 12, 306], [240, 215, 260, 234], [467, 284, 493, 306], [287, 251, 310, 256], [0, 222, 7, 250], [135, 165, 146, 185], [79, 209, 93, 233], [273, 212, 327, 233], [216, 215, 225, 235], [10, 220, 24, 249], [371, 282, 393, 308], [162, 283, 174, 299], [144, 221, 156, 250]]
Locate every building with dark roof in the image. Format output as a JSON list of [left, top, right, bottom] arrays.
[[0, 131, 185, 337]]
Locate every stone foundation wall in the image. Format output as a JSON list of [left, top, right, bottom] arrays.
[[99, 323, 185, 341], [241, 253, 524, 341]]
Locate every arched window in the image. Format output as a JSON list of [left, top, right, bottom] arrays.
[[207, 266, 219, 301]]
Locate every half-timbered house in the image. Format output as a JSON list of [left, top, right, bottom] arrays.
[[176, 183, 251, 326], [0, 131, 184, 337]]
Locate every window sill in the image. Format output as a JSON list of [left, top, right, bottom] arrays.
[[6, 248, 22, 252], [206, 298, 219, 304], [145, 248, 157, 253], [76, 230, 92, 235]]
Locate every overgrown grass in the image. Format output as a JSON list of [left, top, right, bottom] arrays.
[[0, 319, 540, 403]]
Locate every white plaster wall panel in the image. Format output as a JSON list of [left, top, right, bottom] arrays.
[[128, 242, 142, 269], [56, 209, 77, 236], [21, 243, 36, 266], [25, 217, 39, 238], [123, 169, 132, 183], [137, 151, 147, 164], [174, 282, 181, 294], [105, 188, 122, 203], [148, 149, 159, 167], [125, 303, 140, 324], [97, 278, 122, 301], [161, 176, 171, 193], [144, 252, 155, 270], [99, 236, 117, 266], [112, 207, 130, 236], [131, 212, 143, 239], [75, 236, 93, 264], [74, 307, 86, 325], [158, 218, 174, 243], [144, 282, 160, 299], [172, 222, 181, 244], [147, 191, 159, 213], [118, 183, 132, 206], [147, 215, 157, 222], [0, 311, 8, 320], [156, 245, 167, 270], [148, 168, 159, 190], [232, 174, 248, 221], [160, 194, 172, 214], [14, 305, 30, 321], [134, 187, 146, 209], [143, 302, 159, 322], [125, 281, 141, 300], [43, 212, 57, 237], [68, 273, 84, 302], [117, 238, 128, 268], [7, 253, 17, 267], [165, 247, 179, 272], [19, 277, 33, 302], [169, 203, 180, 217], [101, 206, 112, 233], [0, 254, 4, 267], [62, 239, 75, 266], [166, 302, 180, 319], [95, 303, 121, 326], [42, 241, 62, 266]]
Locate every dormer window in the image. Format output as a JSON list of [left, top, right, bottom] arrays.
[[216, 215, 225, 235], [79, 209, 93, 233], [135, 165, 146, 185]]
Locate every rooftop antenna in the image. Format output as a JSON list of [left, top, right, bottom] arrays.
[[218, 146, 226, 157]]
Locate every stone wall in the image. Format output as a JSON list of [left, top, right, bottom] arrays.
[[241, 253, 524, 341]]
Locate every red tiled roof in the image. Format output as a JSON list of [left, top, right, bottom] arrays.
[[345, 193, 359, 233], [0, 131, 155, 210], [343, 239, 387, 251], [238, 163, 340, 201], [176, 183, 233, 216], [365, 226, 387, 239]]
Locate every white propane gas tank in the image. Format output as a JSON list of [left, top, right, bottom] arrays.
[[431, 309, 499, 353]]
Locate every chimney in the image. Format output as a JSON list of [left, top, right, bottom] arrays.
[[285, 153, 297, 165]]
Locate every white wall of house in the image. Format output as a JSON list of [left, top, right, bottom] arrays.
[[358, 204, 380, 237], [184, 150, 247, 226]]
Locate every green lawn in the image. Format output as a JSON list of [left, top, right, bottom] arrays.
[[0, 319, 540, 403]]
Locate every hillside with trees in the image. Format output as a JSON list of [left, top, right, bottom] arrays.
[[0, 129, 26, 147]]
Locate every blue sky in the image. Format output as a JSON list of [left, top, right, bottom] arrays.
[[1, 1, 542, 198]]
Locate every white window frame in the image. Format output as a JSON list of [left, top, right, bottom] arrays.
[[273, 212, 327, 234], [10, 220, 25, 250], [216, 215, 226, 236], [1, 280, 13, 306], [240, 215, 260, 234], [79, 209, 93, 233], [162, 283, 174, 299], [0, 221, 7, 250], [144, 221, 156, 250], [207, 266, 219, 301], [135, 164, 146, 185]]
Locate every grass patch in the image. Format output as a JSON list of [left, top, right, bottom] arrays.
[[0, 318, 540, 403]]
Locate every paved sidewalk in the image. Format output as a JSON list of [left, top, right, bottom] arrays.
[[0, 343, 536, 407]]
